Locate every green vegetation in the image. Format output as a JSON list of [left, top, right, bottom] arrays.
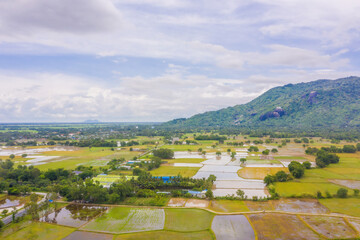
[[319, 198, 360, 217], [150, 166, 200, 177], [164, 77, 360, 132], [3, 222, 75, 240], [164, 208, 214, 232], [82, 207, 165, 233], [209, 200, 250, 212]]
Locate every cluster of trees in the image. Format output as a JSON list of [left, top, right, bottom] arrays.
[[293, 138, 310, 143], [194, 135, 227, 143], [248, 146, 259, 152], [107, 158, 126, 170], [263, 161, 310, 185], [306, 144, 359, 155], [153, 149, 174, 159], [315, 151, 340, 168]]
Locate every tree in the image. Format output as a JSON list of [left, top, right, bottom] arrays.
[[0, 220, 4, 230], [316, 151, 340, 168], [275, 171, 288, 182], [202, 151, 206, 155], [302, 161, 311, 169], [337, 188, 348, 198], [216, 151, 221, 156], [205, 189, 214, 199], [153, 149, 174, 159], [342, 145, 356, 153], [21, 154, 28, 158], [264, 174, 276, 186], [357, 143, 360, 151], [236, 189, 245, 199], [231, 152, 236, 159], [240, 158, 246, 164], [271, 148, 278, 153], [262, 149, 270, 155], [288, 161, 305, 178], [9, 154, 15, 159]]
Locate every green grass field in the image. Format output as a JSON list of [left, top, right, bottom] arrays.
[[150, 166, 200, 177], [319, 198, 360, 217], [164, 208, 214, 232], [274, 151, 360, 196], [208, 200, 250, 213], [26, 147, 139, 170], [274, 182, 348, 197], [115, 230, 213, 240], [3, 222, 75, 240]]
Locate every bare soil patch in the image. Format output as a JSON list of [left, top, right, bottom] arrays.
[[249, 213, 320, 240], [184, 199, 209, 208], [167, 198, 187, 207]]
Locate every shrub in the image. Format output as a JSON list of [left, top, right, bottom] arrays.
[[316, 191, 324, 199], [337, 188, 348, 198], [354, 189, 359, 196]]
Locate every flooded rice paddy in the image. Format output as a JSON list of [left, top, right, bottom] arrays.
[[173, 151, 267, 198], [211, 215, 255, 240], [0, 197, 20, 209], [39, 204, 107, 227]]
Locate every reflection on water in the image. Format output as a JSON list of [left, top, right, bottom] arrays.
[[0, 198, 20, 209], [39, 204, 107, 227]]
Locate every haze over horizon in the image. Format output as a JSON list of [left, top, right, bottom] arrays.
[[1, 0, 360, 122]]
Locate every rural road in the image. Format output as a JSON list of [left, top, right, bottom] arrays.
[[2, 192, 47, 225]]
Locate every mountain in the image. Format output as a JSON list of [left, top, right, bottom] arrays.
[[164, 77, 360, 130]]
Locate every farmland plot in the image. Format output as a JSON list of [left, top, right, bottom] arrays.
[[39, 204, 107, 227], [164, 208, 214, 232], [248, 213, 320, 240], [63, 231, 113, 240], [115, 230, 213, 239], [273, 199, 329, 214], [301, 215, 358, 239], [82, 207, 165, 234], [211, 215, 255, 240], [167, 198, 187, 207], [347, 218, 360, 233]]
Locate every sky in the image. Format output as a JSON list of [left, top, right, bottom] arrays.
[[1, 0, 360, 122]]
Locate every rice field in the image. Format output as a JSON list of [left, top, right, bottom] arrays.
[[63, 231, 113, 240], [211, 215, 255, 240], [319, 198, 360, 217], [164, 208, 214, 232], [248, 213, 320, 240], [115, 230, 213, 239], [3, 222, 75, 240], [301, 215, 358, 239], [209, 200, 250, 213], [82, 207, 165, 234], [149, 165, 200, 177], [238, 167, 289, 180]]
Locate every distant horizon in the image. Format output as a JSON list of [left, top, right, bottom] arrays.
[[1, 1, 360, 122]]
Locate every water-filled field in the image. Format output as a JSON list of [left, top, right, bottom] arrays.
[[82, 207, 165, 233], [212, 215, 255, 240], [39, 204, 108, 227]]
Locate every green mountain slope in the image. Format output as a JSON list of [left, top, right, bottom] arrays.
[[164, 77, 360, 130]]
